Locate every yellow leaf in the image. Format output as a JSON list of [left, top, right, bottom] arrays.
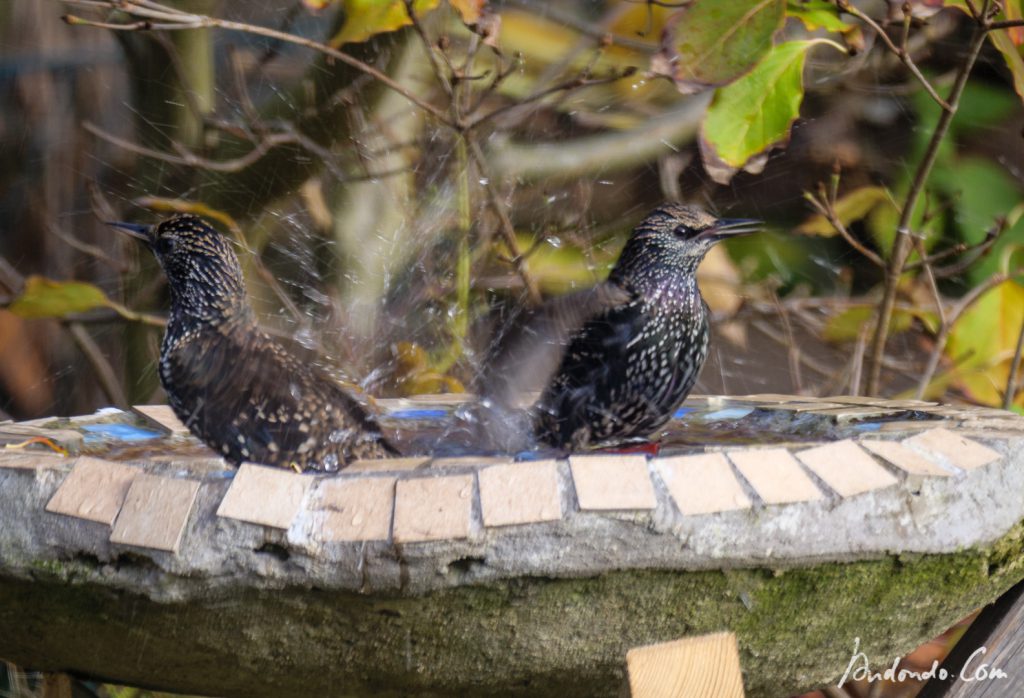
[[6, 276, 113, 319], [330, 0, 439, 46], [796, 186, 894, 237], [448, 0, 483, 24], [946, 280, 1024, 405]]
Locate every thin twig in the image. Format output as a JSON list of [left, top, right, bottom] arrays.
[[465, 138, 542, 304], [66, 322, 129, 407], [62, 0, 452, 124], [839, 1, 951, 110], [805, 188, 885, 268], [916, 270, 1012, 398], [1005, 320, 1024, 410], [864, 12, 990, 395]]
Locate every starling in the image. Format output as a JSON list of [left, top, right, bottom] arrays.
[[110, 214, 396, 472], [521, 204, 760, 450]]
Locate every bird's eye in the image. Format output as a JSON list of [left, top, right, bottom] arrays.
[[674, 225, 690, 238], [155, 236, 175, 255]]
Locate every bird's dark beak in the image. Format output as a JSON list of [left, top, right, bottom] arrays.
[[106, 221, 153, 245], [706, 218, 762, 241]]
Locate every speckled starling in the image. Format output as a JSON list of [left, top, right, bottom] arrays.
[[110, 214, 396, 472], [530, 204, 760, 450]]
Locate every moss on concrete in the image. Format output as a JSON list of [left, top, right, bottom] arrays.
[[2, 521, 1023, 697]]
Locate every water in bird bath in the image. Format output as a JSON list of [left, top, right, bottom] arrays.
[[26, 394, 942, 466]]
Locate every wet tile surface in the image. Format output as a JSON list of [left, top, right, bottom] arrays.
[[109, 473, 200, 553], [393, 474, 474, 543], [569, 455, 657, 512], [478, 460, 562, 527], [45, 457, 140, 525], [796, 440, 899, 497], [216, 463, 312, 529], [315, 477, 396, 542], [727, 448, 823, 504], [655, 453, 751, 515], [903, 428, 1002, 471]]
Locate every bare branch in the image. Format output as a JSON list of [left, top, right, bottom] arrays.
[[62, 0, 452, 125]]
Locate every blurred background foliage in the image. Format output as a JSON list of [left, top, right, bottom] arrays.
[[0, 0, 1022, 419]]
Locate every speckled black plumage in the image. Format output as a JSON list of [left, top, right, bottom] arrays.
[[532, 204, 760, 450], [112, 214, 396, 472]]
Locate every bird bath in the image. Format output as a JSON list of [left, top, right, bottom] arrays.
[[2, 394, 1024, 697]]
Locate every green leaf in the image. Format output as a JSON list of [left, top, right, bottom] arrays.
[[822, 305, 927, 342], [652, 0, 785, 94], [786, 0, 853, 33], [6, 276, 113, 318], [796, 186, 895, 237], [700, 40, 837, 184]]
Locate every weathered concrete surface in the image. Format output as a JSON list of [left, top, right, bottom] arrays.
[[1, 407, 1024, 696]]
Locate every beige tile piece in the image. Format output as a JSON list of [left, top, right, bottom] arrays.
[[727, 448, 823, 504], [478, 460, 562, 527], [315, 477, 396, 542], [878, 420, 945, 433], [0, 452, 67, 471], [959, 418, 1024, 432], [569, 455, 657, 512], [730, 394, 802, 403], [131, 405, 190, 436], [45, 457, 141, 525], [346, 457, 429, 473], [795, 440, 899, 497], [216, 463, 312, 529], [627, 632, 744, 698], [760, 402, 844, 413], [860, 439, 952, 478], [812, 406, 901, 422], [822, 395, 888, 406], [903, 428, 1001, 471], [655, 453, 752, 515], [429, 456, 512, 469], [109, 473, 200, 553], [393, 474, 474, 543]]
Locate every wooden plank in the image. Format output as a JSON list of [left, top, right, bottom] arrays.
[[392, 475, 474, 543], [655, 453, 752, 515], [109, 473, 200, 553], [727, 448, 823, 504], [569, 455, 657, 512], [478, 460, 562, 528], [45, 457, 140, 525], [627, 631, 745, 698], [216, 463, 312, 530], [917, 579, 1024, 698]]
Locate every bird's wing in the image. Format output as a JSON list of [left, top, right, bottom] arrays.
[[164, 328, 390, 463], [532, 292, 649, 446], [476, 282, 633, 409]]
